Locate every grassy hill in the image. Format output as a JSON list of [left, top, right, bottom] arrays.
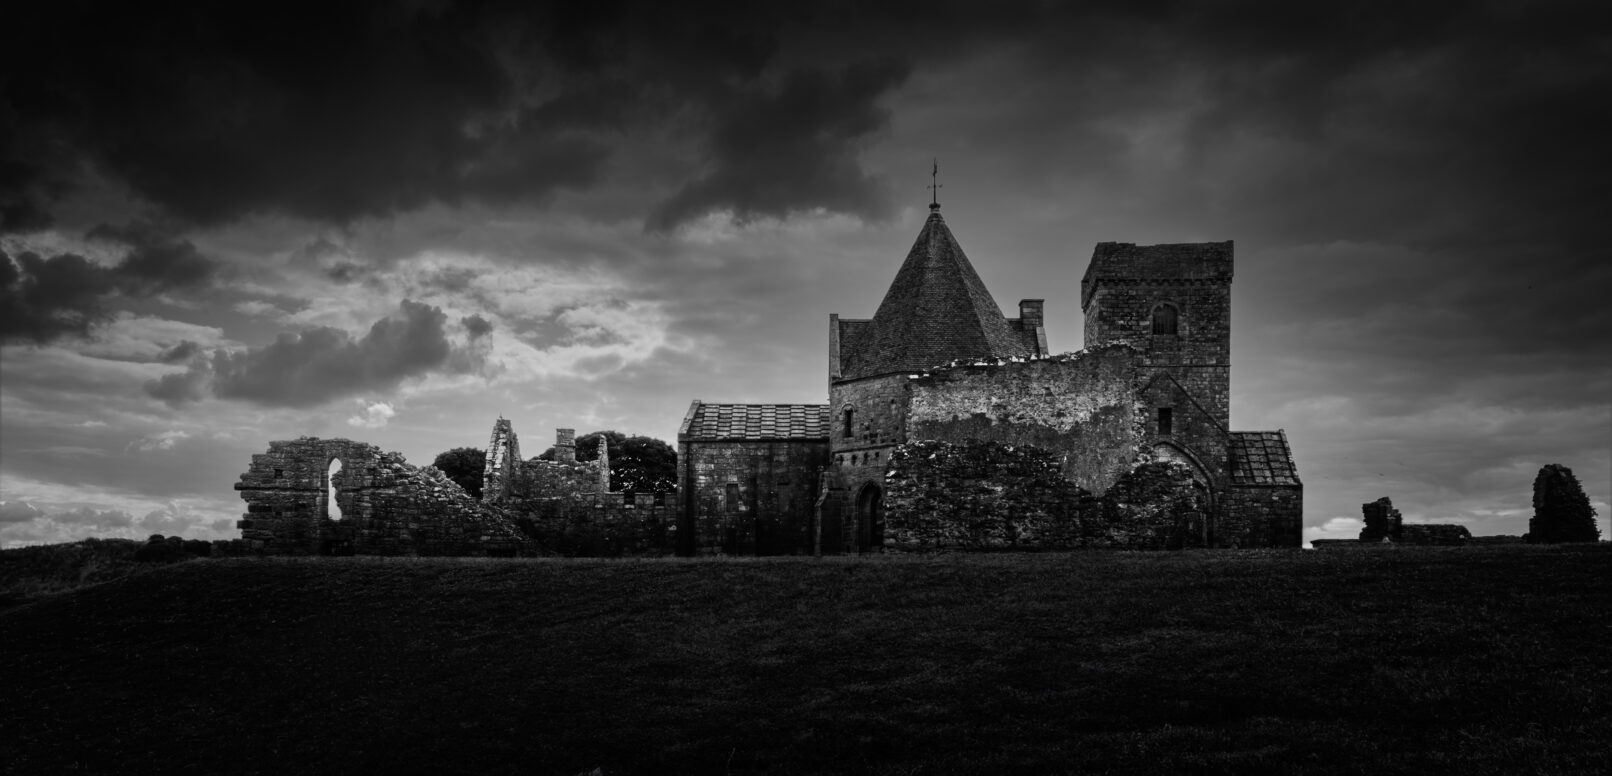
[[3, 546, 1609, 775]]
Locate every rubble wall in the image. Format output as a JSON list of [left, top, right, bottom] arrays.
[[234, 437, 531, 556], [903, 345, 1147, 493], [882, 441, 1208, 551]]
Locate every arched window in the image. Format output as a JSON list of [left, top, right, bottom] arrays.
[[1152, 303, 1178, 335], [325, 458, 344, 521], [842, 407, 855, 438]]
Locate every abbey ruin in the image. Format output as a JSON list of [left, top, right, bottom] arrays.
[[235, 202, 1303, 556]]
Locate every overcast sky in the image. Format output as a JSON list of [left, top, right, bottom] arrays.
[[2, 1, 1607, 547]]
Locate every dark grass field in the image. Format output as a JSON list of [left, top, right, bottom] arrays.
[[2, 545, 1609, 775]]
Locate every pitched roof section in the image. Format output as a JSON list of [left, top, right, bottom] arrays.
[[845, 211, 1031, 379], [1081, 241, 1233, 308], [678, 401, 830, 441], [1229, 430, 1302, 486]]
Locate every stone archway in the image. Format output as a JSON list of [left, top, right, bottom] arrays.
[[855, 482, 884, 554]]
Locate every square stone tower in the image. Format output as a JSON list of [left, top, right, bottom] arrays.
[[1081, 241, 1234, 484]]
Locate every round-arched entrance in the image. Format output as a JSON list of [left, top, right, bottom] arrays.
[[855, 482, 884, 553]]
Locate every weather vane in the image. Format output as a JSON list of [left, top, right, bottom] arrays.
[[928, 158, 942, 211]]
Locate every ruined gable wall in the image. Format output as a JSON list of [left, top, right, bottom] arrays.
[[482, 418, 521, 504], [235, 437, 531, 556], [681, 439, 830, 556], [903, 345, 1147, 493]]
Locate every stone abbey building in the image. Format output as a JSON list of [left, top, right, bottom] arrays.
[[236, 202, 1301, 556], [677, 202, 1302, 554]]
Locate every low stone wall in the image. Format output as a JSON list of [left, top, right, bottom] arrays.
[[1399, 524, 1472, 545], [510, 491, 677, 557]]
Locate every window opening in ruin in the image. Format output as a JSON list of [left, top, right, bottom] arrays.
[[274, 468, 284, 478], [725, 482, 740, 512], [325, 458, 344, 521], [843, 407, 854, 438], [1158, 408, 1173, 436], [1152, 304, 1178, 335]]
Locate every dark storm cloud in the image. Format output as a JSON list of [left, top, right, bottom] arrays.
[[647, 58, 911, 231], [461, 314, 494, 339], [0, 248, 118, 342], [86, 221, 218, 292], [1, 1, 887, 231], [159, 340, 202, 363], [146, 299, 484, 408], [0, 223, 221, 343]]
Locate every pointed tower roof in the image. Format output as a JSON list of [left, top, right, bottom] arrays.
[[854, 209, 1031, 377]]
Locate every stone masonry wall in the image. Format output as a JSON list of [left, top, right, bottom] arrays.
[[902, 345, 1147, 493], [681, 439, 830, 555], [883, 441, 1209, 551], [235, 437, 531, 556], [1220, 484, 1304, 548]]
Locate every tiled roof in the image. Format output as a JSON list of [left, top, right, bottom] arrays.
[[1081, 241, 1233, 308], [1229, 430, 1301, 486], [679, 402, 830, 441], [839, 210, 1031, 380]]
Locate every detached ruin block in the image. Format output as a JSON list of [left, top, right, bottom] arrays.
[[1358, 496, 1470, 545], [1360, 497, 1403, 543]]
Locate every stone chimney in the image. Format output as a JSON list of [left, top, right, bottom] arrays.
[[555, 428, 576, 463], [597, 434, 611, 492], [1019, 299, 1047, 356]]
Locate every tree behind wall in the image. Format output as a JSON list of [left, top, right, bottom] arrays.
[[1526, 463, 1600, 543], [432, 447, 485, 500], [536, 430, 677, 496]]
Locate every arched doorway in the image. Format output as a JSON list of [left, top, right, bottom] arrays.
[[855, 483, 883, 554], [1152, 443, 1214, 548]]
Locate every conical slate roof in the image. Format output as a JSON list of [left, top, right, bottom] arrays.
[[858, 210, 1031, 377]]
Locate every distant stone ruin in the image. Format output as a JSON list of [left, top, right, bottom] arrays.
[[1352, 496, 1470, 546]]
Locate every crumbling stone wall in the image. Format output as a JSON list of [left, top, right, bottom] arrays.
[[1399, 524, 1472, 545], [1357, 496, 1470, 546], [882, 440, 1207, 551], [903, 345, 1147, 493], [482, 417, 521, 504], [494, 426, 678, 556], [1360, 497, 1403, 542], [235, 437, 530, 556]]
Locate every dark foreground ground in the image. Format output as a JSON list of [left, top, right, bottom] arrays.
[[2, 545, 1608, 775]]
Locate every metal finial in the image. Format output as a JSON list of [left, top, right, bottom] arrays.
[[928, 158, 942, 211]]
